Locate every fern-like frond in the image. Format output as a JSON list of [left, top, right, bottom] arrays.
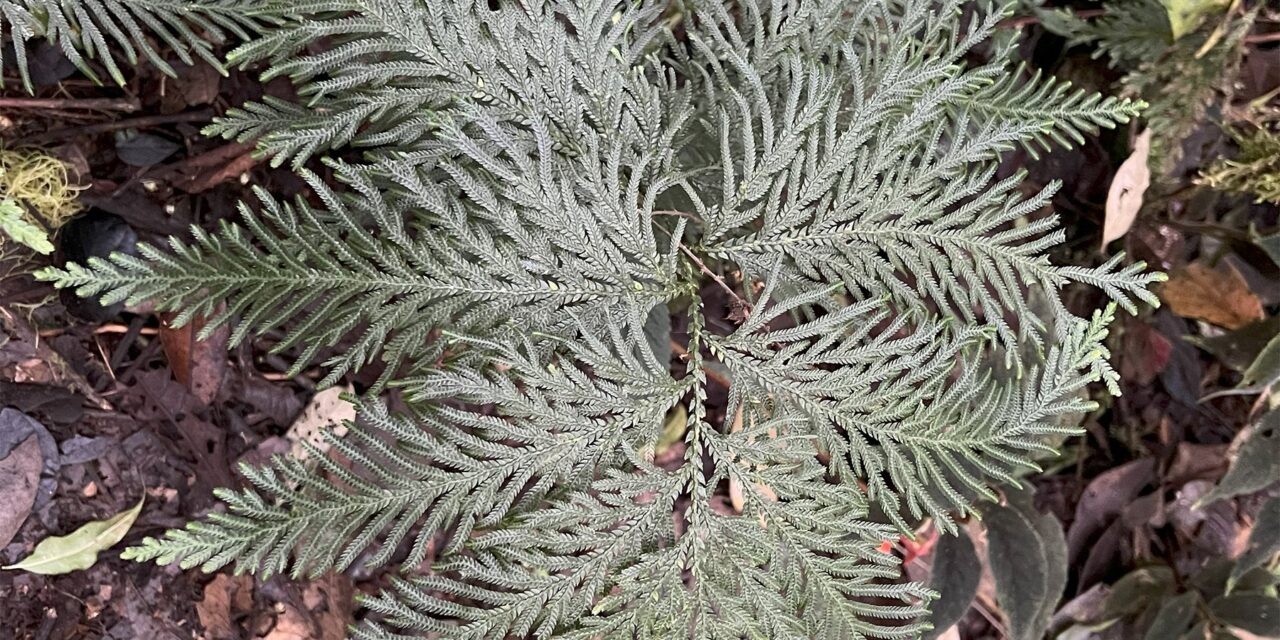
[[954, 63, 1145, 158], [48, 0, 1163, 637], [123, 312, 686, 577], [1, 0, 273, 91], [42, 134, 686, 386], [1023, 0, 1173, 68]]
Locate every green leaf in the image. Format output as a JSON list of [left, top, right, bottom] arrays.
[[925, 530, 982, 639], [1201, 329, 1280, 400], [0, 198, 54, 255], [1198, 411, 1280, 506], [1254, 230, 1280, 269], [1231, 496, 1280, 591], [1161, 0, 1230, 40], [1105, 566, 1177, 621], [1209, 593, 1280, 636], [984, 491, 1068, 640], [1240, 332, 1280, 390], [1144, 592, 1199, 640], [1187, 316, 1280, 372], [3, 497, 143, 574]]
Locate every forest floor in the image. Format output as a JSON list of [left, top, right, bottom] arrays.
[[0, 4, 1278, 640]]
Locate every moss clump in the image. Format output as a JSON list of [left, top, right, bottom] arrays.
[[0, 148, 84, 254]]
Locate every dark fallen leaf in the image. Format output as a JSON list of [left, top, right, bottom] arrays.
[[925, 530, 981, 639], [0, 381, 84, 425], [1121, 320, 1174, 386], [1166, 442, 1230, 487], [1155, 311, 1204, 405], [0, 435, 41, 548], [1143, 592, 1199, 640], [58, 435, 114, 466], [1067, 458, 1156, 564], [238, 379, 303, 427], [57, 210, 138, 322], [26, 42, 77, 86], [1209, 594, 1280, 636], [115, 131, 182, 167], [161, 61, 221, 113], [1198, 411, 1280, 506], [1078, 517, 1127, 592], [984, 491, 1067, 640], [1170, 480, 1242, 558], [0, 409, 58, 511]]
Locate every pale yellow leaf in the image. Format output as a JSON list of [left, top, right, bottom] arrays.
[[3, 497, 143, 574], [1102, 129, 1153, 249]]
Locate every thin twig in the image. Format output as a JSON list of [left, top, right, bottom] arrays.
[[653, 209, 701, 220], [678, 242, 747, 311], [0, 96, 141, 112], [1246, 31, 1280, 43], [39, 323, 160, 338], [18, 109, 214, 144]]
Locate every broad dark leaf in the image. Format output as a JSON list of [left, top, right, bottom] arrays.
[[1199, 411, 1280, 505], [1104, 566, 1176, 621], [115, 131, 182, 167], [1209, 593, 1280, 636], [1232, 496, 1280, 590], [925, 530, 981, 638], [1143, 592, 1198, 640], [985, 492, 1068, 640], [1067, 458, 1156, 563], [1187, 316, 1280, 372]]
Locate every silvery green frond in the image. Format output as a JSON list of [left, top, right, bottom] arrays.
[[42, 0, 1165, 637], [1, 0, 274, 91]]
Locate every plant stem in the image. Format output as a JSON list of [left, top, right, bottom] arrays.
[[678, 241, 746, 311], [18, 109, 214, 144]]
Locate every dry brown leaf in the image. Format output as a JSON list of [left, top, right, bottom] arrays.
[[197, 574, 254, 640], [1160, 262, 1265, 329], [1102, 128, 1153, 249], [262, 603, 312, 640], [302, 573, 356, 640], [159, 306, 229, 406]]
